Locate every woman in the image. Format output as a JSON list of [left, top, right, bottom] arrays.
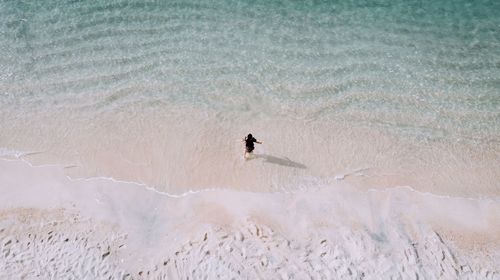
[[243, 133, 262, 158]]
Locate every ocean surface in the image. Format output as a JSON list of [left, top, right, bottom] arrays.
[[0, 0, 499, 196]]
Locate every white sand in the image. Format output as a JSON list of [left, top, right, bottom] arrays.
[[1, 159, 499, 279]]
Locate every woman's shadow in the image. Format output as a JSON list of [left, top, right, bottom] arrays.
[[248, 153, 307, 169]]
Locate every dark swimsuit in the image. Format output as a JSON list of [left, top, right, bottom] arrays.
[[245, 137, 256, 153]]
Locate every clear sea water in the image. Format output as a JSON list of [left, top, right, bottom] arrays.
[[0, 0, 499, 195]]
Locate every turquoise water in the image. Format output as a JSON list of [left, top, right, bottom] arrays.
[[0, 0, 499, 194], [2, 0, 499, 137]]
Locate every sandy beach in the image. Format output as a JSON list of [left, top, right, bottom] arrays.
[[1, 159, 499, 279]]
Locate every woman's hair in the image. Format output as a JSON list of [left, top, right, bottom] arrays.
[[247, 133, 253, 140]]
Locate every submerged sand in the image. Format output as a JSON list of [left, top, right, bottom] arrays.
[[1, 159, 499, 279], [3, 111, 499, 198]]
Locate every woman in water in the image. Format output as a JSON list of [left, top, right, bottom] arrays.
[[243, 133, 262, 158]]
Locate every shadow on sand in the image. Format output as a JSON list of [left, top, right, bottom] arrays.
[[249, 153, 307, 169]]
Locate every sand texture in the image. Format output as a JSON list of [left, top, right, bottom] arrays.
[[1, 159, 499, 279], [1, 209, 499, 279]]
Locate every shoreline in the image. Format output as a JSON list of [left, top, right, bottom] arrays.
[[1, 114, 499, 198], [1, 158, 499, 278]]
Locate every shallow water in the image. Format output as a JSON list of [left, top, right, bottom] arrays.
[[0, 0, 499, 195]]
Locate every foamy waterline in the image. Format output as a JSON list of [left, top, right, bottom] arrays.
[[1, 152, 499, 206]]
